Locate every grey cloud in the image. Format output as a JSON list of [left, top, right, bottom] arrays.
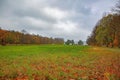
[[0, 0, 117, 41], [14, 9, 57, 23]]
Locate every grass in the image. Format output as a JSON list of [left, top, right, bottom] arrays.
[[0, 45, 120, 80]]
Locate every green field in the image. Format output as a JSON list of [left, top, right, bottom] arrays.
[[0, 45, 120, 80]]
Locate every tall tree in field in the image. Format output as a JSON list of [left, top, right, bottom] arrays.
[[0, 29, 7, 45], [87, 0, 120, 47], [71, 40, 74, 45], [78, 40, 83, 45], [86, 22, 99, 45]]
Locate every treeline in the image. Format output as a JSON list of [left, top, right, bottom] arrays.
[[65, 39, 83, 45], [0, 28, 64, 45], [87, 0, 120, 48]]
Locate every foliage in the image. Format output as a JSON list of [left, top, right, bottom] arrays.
[[78, 40, 83, 45], [65, 39, 74, 45], [87, 0, 120, 48], [0, 29, 64, 45]]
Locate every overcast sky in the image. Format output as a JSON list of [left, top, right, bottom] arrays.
[[0, 0, 117, 41]]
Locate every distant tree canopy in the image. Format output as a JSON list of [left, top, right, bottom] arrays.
[[78, 40, 83, 45], [65, 39, 84, 45], [87, 0, 120, 48], [0, 29, 64, 45], [65, 40, 74, 45]]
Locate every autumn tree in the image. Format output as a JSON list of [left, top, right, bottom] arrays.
[[0, 29, 64, 45], [87, 0, 120, 48], [0, 29, 7, 45]]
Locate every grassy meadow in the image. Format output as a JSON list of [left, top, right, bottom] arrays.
[[0, 45, 120, 80]]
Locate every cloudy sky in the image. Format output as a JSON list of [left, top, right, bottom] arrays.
[[0, 0, 117, 41]]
